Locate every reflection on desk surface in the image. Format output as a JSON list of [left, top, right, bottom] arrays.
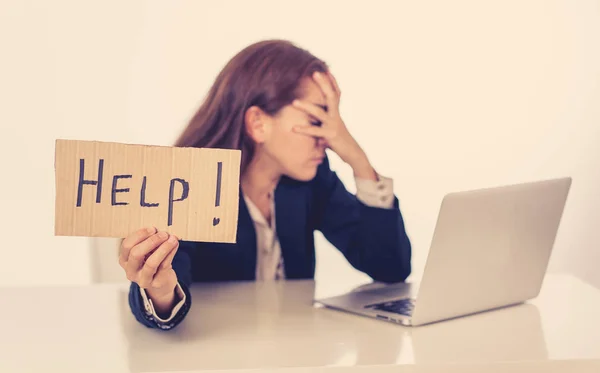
[[121, 277, 547, 373], [0, 274, 599, 373]]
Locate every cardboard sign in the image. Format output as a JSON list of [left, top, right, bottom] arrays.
[[54, 139, 241, 243]]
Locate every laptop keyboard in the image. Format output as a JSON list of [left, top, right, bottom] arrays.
[[364, 298, 416, 316]]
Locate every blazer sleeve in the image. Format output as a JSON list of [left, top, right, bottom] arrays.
[[128, 240, 194, 330], [311, 156, 412, 283]]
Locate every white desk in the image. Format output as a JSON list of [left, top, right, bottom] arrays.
[[0, 273, 599, 373]]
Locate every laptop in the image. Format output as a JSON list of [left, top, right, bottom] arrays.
[[315, 177, 572, 326]]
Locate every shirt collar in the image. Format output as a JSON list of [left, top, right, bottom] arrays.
[[242, 192, 276, 229]]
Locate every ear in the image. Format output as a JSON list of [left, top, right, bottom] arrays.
[[244, 106, 270, 143]]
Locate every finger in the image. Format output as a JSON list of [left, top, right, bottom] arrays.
[[312, 71, 337, 108], [327, 70, 341, 97], [160, 236, 180, 270], [138, 235, 178, 288], [120, 226, 156, 267], [126, 231, 169, 279], [293, 124, 330, 138], [292, 99, 328, 122]]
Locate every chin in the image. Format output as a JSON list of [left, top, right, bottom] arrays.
[[285, 165, 319, 182]]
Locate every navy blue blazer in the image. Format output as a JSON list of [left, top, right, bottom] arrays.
[[128, 156, 412, 329]]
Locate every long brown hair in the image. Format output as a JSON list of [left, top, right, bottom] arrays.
[[174, 39, 328, 174]]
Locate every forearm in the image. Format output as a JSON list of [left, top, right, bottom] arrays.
[[351, 201, 412, 282], [351, 165, 411, 279], [347, 148, 378, 181], [314, 155, 412, 283], [351, 170, 409, 279]]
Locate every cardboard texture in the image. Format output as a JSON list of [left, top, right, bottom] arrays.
[[54, 139, 241, 243]]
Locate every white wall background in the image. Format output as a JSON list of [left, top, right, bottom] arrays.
[[1, 0, 599, 289]]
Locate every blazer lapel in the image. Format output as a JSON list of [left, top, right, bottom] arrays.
[[275, 179, 310, 279], [235, 190, 258, 280]]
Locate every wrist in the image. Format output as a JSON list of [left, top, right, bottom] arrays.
[[146, 286, 177, 316], [347, 151, 377, 181]]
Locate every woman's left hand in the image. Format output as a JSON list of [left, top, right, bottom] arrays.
[[292, 71, 377, 180]]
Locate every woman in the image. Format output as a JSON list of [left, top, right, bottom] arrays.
[[120, 39, 412, 330]]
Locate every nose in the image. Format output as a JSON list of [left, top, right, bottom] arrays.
[[316, 137, 328, 149]]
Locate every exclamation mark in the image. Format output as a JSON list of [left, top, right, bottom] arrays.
[[213, 161, 222, 226]]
